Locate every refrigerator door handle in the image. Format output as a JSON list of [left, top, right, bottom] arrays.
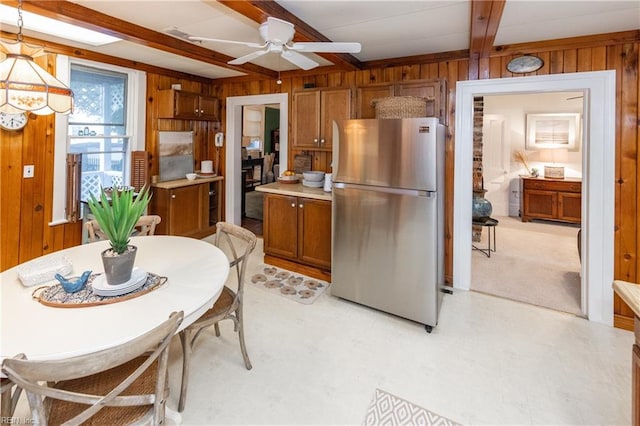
[[333, 182, 434, 197]]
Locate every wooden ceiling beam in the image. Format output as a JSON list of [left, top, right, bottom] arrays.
[[13, 0, 277, 79], [217, 0, 363, 71], [0, 30, 214, 83], [469, 0, 506, 59]]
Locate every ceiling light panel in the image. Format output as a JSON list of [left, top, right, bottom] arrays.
[[0, 4, 120, 46]]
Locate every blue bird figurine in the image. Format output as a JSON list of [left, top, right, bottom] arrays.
[[55, 270, 92, 293]]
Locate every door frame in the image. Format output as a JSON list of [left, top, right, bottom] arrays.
[[225, 94, 289, 225], [453, 71, 616, 326]]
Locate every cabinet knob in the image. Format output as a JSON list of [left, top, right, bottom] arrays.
[[299, 204, 303, 208], [171, 194, 176, 199], [313, 138, 318, 144], [320, 139, 325, 144], [291, 203, 296, 208]]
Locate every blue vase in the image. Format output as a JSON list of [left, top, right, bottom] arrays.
[[472, 195, 492, 222]]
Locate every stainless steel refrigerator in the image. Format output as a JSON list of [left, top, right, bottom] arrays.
[[331, 117, 445, 332]]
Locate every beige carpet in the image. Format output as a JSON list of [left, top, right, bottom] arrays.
[[363, 389, 461, 426], [471, 216, 582, 316]]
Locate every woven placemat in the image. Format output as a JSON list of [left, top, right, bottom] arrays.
[[32, 272, 167, 308]]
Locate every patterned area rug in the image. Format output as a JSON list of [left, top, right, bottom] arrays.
[[363, 389, 461, 426], [249, 264, 330, 305]]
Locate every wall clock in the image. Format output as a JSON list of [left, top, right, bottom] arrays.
[[506, 55, 544, 74], [0, 112, 28, 131]]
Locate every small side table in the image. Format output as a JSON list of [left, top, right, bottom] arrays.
[[472, 217, 499, 258]]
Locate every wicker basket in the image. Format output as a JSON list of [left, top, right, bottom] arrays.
[[372, 96, 428, 119]]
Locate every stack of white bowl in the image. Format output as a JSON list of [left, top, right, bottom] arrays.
[[302, 171, 325, 188]]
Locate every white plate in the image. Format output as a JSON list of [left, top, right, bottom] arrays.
[[92, 268, 148, 296], [302, 179, 324, 188]]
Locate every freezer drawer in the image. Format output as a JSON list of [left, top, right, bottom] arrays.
[[331, 184, 439, 326], [334, 118, 441, 191]]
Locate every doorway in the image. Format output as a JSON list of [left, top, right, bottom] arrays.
[[225, 94, 289, 227], [472, 92, 584, 316], [239, 104, 280, 236], [454, 71, 616, 326]]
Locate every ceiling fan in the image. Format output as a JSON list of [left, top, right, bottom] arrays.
[[173, 17, 361, 70]]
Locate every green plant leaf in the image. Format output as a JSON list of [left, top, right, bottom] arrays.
[[87, 185, 152, 255]]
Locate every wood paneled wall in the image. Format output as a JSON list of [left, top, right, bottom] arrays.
[[145, 76, 220, 180], [1, 37, 638, 330], [0, 54, 82, 271], [213, 42, 640, 330]]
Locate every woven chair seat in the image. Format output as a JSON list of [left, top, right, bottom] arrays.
[[198, 286, 237, 322], [48, 357, 159, 425]]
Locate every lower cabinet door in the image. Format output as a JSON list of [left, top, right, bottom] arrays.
[[298, 198, 332, 269], [169, 185, 204, 236], [264, 194, 298, 259]]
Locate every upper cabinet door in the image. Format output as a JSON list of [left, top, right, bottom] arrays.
[[319, 88, 352, 151], [395, 80, 444, 123], [173, 91, 200, 119], [293, 90, 321, 149], [356, 84, 394, 119], [198, 95, 219, 121]]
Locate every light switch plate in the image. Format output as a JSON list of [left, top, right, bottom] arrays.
[[23, 165, 34, 178]]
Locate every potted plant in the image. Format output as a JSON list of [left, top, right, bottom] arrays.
[[87, 186, 151, 285]]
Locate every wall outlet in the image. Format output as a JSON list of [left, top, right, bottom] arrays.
[[23, 165, 34, 178]]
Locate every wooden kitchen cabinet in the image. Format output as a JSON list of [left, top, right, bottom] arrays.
[[263, 193, 332, 271], [521, 177, 581, 224], [356, 84, 395, 120], [150, 177, 222, 238], [156, 89, 219, 121], [355, 79, 447, 124], [292, 88, 351, 151]]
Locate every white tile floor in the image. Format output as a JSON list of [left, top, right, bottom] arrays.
[[169, 238, 634, 425]]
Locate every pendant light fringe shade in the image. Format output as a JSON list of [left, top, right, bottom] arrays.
[[0, 53, 73, 115]]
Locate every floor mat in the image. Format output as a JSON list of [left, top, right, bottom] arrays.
[[249, 264, 330, 305], [363, 389, 461, 426]]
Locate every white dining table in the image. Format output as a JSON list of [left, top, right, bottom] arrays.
[[1, 235, 229, 366]]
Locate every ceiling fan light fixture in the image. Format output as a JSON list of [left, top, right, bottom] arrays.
[[507, 55, 544, 74]]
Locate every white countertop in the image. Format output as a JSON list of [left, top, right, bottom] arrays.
[[256, 182, 332, 201], [613, 280, 640, 318], [152, 175, 223, 189]]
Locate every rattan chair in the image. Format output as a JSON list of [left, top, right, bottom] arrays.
[[1, 311, 183, 425], [86, 215, 162, 242], [178, 222, 257, 412]]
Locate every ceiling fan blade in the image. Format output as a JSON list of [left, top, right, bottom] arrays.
[[290, 42, 362, 53], [281, 50, 319, 70], [265, 17, 295, 44], [227, 49, 269, 65], [188, 36, 264, 49]]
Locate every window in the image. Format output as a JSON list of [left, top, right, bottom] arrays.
[[68, 65, 129, 201], [52, 57, 145, 224]]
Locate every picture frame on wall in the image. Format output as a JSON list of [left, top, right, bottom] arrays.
[[525, 113, 581, 151]]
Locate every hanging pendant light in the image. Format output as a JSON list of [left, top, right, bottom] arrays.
[[0, 0, 73, 115]]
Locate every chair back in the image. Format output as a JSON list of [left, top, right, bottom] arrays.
[[2, 311, 183, 425], [86, 215, 162, 242], [214, 222, 257, 299]]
